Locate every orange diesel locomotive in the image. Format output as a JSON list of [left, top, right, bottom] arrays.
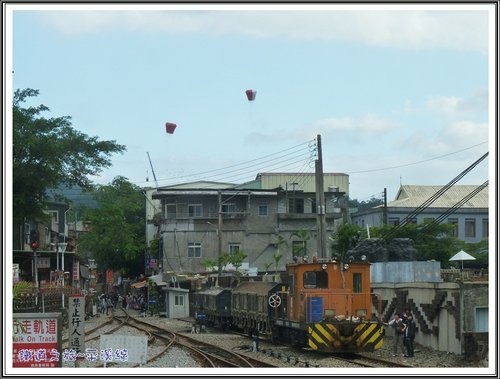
[[269, 257, 385, 353]]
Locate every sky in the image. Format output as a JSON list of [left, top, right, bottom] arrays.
[[6, 3, 495, 203]]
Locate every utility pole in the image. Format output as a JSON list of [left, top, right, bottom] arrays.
[[315, 134, 327, 259], [383, 188, 388, 225], [217, 191, 223, 278]]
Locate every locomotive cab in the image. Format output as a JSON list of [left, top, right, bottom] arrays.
[[269, 258, 385, 353]]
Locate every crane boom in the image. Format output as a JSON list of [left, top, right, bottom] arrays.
[[147, 152, 159, 188]]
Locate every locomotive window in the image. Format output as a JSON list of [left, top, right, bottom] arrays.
[[353, 273, 362, 293], [303, 271, 328, 289]]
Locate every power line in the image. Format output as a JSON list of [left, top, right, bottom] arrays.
[[380, 152, 488, 240], [141, 140, 316, 188], [421, 181, 489, 234], [346, 141, 487, 174], [137, 139, 314, 186]]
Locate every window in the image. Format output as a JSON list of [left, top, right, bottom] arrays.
[[303, 271, 328, 289], [482, 219, 489, 239], [222, 203, 236, 214], [258, 203, 268, 216], [174, 295, 184, 306], [166, 204, 177, 219], [475, 307, 488, 332], [353, 273, 362, 293], [310, 199, 317, 214], [188, 204, 202, 217], [289, 198, 304, 214], [187, 242, 201, 258], [465, 218, 476, 238], [448, 218, 458, 237], [49, 211, 59, 223], [49, 211, 58, 231], [388, 218, 398, 226], [229, 244, 240, 255], [388, 217, 400, 226]]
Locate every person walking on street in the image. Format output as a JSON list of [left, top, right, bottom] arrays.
[[384, 313, 406, 356], [404, 314, 416, 357]]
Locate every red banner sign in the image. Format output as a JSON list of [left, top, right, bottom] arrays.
[[13, 313, 62, 367]]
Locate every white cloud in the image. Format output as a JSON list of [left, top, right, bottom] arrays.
[[409, 120, 488, 158], [312, 113, 400, 135], [36, 8, 489, 52], [426, 90, 488, 119], [243, 113, 400, 146], [440, 120, 489, 146], [426, 96, 464, 116]]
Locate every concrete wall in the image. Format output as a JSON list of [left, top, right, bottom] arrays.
[[371, 281, 488, 357], [371, 261, 442, 283]]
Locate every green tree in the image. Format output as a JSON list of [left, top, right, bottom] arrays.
[[371, 222, 461, 267], [229, 250, 248, 284], [200, 258, 218, 272], [348, 197, 384, 212], [13, 88, 125, 228], [329, 223, 362, 288], [455, 240, 488, 269], [218, 252, 232, 273], [291, 229, 311, 256], [77, 176, 145, 277]]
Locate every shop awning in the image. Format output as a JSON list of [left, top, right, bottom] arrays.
[[131, 280, 147, 289]]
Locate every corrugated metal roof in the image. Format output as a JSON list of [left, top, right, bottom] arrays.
[[255, 172, 349, 193], [389, 185, 488, 208], [158, 181, 236, 190]]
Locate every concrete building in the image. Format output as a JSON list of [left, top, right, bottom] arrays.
[[146, 172, 350, 274], [13, 186, 96, 287], [351, 185, 489, 243]]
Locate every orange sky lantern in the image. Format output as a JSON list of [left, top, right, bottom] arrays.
[[165, 122, 177, 134], [245, 89, 257, 101]]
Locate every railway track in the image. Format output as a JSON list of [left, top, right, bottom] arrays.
[[62, 307, 277, 368], [61, 309, 413, 369], [120, 312, 277, 368], [330, 353, 413, 368]]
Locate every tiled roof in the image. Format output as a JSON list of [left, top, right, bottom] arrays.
[[388, 185, 488, 208]]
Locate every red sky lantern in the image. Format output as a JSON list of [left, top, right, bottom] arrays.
[[165, 122, 177, 134], [245, 89, 257, 101]]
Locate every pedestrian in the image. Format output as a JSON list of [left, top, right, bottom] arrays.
[[404, 314, 416, 357], [196, 306, 206, 333], [384, 313, 406, 356], [251, 329, 260, 352], [401, 308, 411, 351], [99, 294, 107, 315], [106, 296, 113, 316]]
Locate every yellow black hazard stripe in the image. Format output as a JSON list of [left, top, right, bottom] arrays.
[[308, 321, 385, 353]]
